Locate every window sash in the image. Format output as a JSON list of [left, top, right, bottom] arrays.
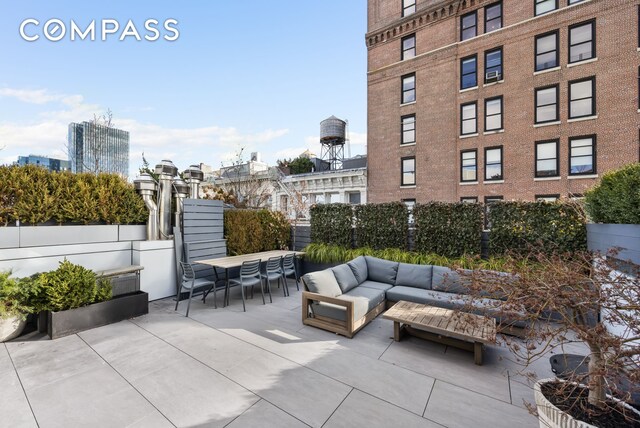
[[535, 32, 558, 71], [485, 3, 502, 33], [402, 158, 416, 185], [402, 75, 416, 104], [485, 48, 503, 80], [535, 141, 558, 177], [485, 98, 503, 131], [569, 78, 594, 118], [569, 137, 595, 175], [402, 35, 416, 60], [403, 0, 416, 16], [401, 115, 416, 144], [569, 22, 594, 63], [461, 151, 477, 182], [535, 0, 557, 16], [461, 12, 477, 41], [535, 86, 558, 123], [461, 56, 477, 89], [461, 103, 477, 135], [485, 148, 503, 181]]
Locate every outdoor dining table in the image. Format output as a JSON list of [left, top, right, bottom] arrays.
[[195, 250, 305, 307]]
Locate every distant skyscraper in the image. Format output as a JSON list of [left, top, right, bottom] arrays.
[[16, 155, 71, 172], [68, 121, 130, 177]]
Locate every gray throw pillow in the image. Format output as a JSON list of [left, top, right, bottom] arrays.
[[347, 256, 368, 284], [332, 264, 359, 293], [395, 263, 433, 289], [365, 256, 399, 284], [302, 270, 342, 297]]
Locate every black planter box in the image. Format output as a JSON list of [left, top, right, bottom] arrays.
[[47, 291, 149, 339]]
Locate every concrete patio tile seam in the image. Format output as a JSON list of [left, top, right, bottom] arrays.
[[184, 311, 436, 418], [130, 318, 313, 428], [319, 387, 354, 428], [222, 397, 312, 428], [3, 343, 39, 428], [422, 377, 437, 418], [76, 334, 177, 428]]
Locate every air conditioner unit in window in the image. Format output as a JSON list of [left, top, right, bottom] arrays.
[[485, 71, 501, 83]]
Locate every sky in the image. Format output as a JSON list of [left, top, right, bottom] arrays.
[[0, 0, 367, 177]]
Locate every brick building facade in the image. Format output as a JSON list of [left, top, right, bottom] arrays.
[[366, 0, 640, 204]]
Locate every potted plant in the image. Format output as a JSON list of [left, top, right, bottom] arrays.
[[459, 251, 640, 428], [0, 272, 40, 342], [39, 260, 148, 339]]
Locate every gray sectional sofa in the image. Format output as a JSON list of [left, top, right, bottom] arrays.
[[301, 255, 526, 338]]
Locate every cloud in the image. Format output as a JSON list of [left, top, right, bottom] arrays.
[[0, 87, 290, 177]]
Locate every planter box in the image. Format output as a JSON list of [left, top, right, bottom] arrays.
[[587, 224, 640, 265], [47, 291, 149, 339]]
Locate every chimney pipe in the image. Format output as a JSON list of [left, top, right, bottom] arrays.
[[154, 160, 178, 240], [172, 178, 190, 232], [183, 165, 204, 199], [133, 173, 159, 240]]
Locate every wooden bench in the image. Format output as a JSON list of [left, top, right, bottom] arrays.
[[383, 300, 497, 365]]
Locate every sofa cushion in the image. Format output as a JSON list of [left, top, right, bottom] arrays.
[[365, 256, 399, 284], [386, 286, 458, 308], [358, 280, 394, 293], [311, 286, 385, 322], [332, 264, 359, 293], [302, 270, 342, 297], [431, 266, 472, 294], [347, 256, 368, 284], [395, 263, 433, 289]]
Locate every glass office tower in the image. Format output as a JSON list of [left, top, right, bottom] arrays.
[[68, 121, 130, 177]]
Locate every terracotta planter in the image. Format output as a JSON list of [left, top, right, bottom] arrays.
[[0, 315, 26, 342]]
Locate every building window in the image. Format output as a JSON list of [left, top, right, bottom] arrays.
[[535, 0, 557, 16], [401, 115, 416, 144], [485, 96, 503, 131], [484, 146, 503, 181], [348, 192, 361, 205], [401, 74, 416, 104], [569, 20, 595, 64], [569, 136, 596, 175], [402, 0, 416, 16], [568, 0, 585, 4], [461, 11, 477, 41], [460, 55, 477, 90], [460, 102, 477, 135], [536, 194, 560, 202], [484, 196, 503, 229], [460, 150, 478, 182], [485, 2, 502, 33], [402, 34, 416, 60], [535, 140, 559, 177], [401, 157, 416, 186], [535, 31, 559, 71], [569, 77, 595, 119], [484, 47, 503, 82], [535, 85, 559, 124], [460, 197, 478, 203], [403, 199, 416, 224]]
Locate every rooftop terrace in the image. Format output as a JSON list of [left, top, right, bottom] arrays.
[[2, 283, 574, 428]]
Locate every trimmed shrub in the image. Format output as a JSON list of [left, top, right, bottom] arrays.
[[39, 260, 111, 312], [0, 272, 41, 319], [310, 204, 353, 247], [224, 209, 290, 255], [488, 201, 586, 256], [354, 202, 408, 249], [414, 202, 483, 258], [585, 162, 640, 224], [0, 165, 146, 226]]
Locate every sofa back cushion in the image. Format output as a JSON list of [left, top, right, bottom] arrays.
[[395, 263, 433, 289], [432, 266, 473, 294], [332, 264, 359, 293], [302, 270, 342, 297], [347, 256, 368, 284], [365, 256, 399, 284]]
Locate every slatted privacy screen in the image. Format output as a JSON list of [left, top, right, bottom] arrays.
[[182, 199, 225, 243]]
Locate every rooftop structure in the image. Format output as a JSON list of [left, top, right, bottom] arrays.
[[68, 121, 130, 177]]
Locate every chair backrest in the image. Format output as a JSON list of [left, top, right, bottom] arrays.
[[184, 240, 226, 281], [180, 261, 195, 281], [265, 256, 282, 273], [240, 259, 262, 278], [282, 254, 295, 269]]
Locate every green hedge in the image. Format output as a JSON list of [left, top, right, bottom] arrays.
[[354, 202, 408, 250], [224, 209, 290, 255], [310, 204, 353, 247], [585, 163, 640, 224], [303, 243, 531, 273], [0, 165, 147, 226], [414, 202, 483, 258], [489, 201, 586, 256]]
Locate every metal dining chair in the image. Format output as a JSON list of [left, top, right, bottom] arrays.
[[282, 253, 300, 291], [228, 259, 264, 312], [176, 261, 217, 317], [261, 256, 286, 299]]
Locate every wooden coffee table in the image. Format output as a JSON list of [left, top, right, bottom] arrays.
[[383, 301, 496, 365]]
